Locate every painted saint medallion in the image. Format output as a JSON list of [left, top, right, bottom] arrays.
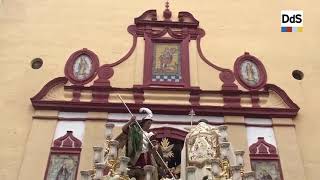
[[240, 60, 260, 86], [64, 49, 99, 85], [234, 52, 267, 90], [72, 55, 93, 81]]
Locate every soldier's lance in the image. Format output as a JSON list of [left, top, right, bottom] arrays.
[[117, 94, 176, 180]]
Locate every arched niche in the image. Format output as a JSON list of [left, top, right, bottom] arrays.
[[150, 127, 188, 178]]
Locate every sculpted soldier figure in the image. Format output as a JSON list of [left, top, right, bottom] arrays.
[[116, 108, 167, 180]]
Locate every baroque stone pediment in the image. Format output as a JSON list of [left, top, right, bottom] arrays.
[[30, 8, 299, 119]]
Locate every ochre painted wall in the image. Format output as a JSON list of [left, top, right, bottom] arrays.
[[78, 113, 108, 177], [272, 118, 306, 180], [224, 116, 251, 171], [0, 0, 318, 179], [18, 117, 57, 180]]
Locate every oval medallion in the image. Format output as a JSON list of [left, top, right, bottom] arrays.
[[64, 48, 99, 85], [234, 52, 267, 90]]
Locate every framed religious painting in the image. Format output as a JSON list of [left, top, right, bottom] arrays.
[[251, 160, 283, 180], [45, 153, 80, 180], [44, 131, 82, 180], [64, 48, 100, 85], [234, 52, 267, 90], [143, 38, 190, 87]]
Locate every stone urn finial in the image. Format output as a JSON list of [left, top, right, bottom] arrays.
[[163, 0, 172, 20]]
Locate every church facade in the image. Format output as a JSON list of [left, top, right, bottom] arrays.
[[0, 0, 318, 179]]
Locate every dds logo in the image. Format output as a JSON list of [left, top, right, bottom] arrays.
[[281, 10, 303, 32]]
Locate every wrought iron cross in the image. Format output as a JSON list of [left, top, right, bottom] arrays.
[[188, 109, 195, 128]]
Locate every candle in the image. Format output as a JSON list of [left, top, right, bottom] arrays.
[[235, 150, 245, 166], [109, 140, 119, 160], [105, 123, 115, 139], [118, 156, 130, 175], [230, 165, 242, 180], [93, 146, 103, 163], [186, 166, 196, 180], [80, 171, 91, 180], [218, 125, 228, 142], [144, 165, 155, 180], [220, 142, 230, 159], [94, 163, 106, 179]]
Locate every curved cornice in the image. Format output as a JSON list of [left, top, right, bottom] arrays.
[[30, 77, 68, 101], [31, 99, 298, 119], [264, 84, 300, 110]]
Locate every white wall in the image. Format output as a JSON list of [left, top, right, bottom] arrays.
[[245, 118, 277, 147]]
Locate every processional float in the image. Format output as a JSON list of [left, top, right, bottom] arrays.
[[80, 95, 256, 180]]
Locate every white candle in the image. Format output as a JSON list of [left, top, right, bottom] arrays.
[[231, 165, 242, 180], [94, 163, 106, 179], [109, 140, 119, 160], [80, 171, 91, 180], [93, 146, 103, 163], [144, 165, 155, 180], [118, 156, 130, 175], [218, 125, 228, 142], [235, 150, 245, 166], [220, 142, 230, 159], [186, 166, 196, 180], [105, 123, 115, 139]]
